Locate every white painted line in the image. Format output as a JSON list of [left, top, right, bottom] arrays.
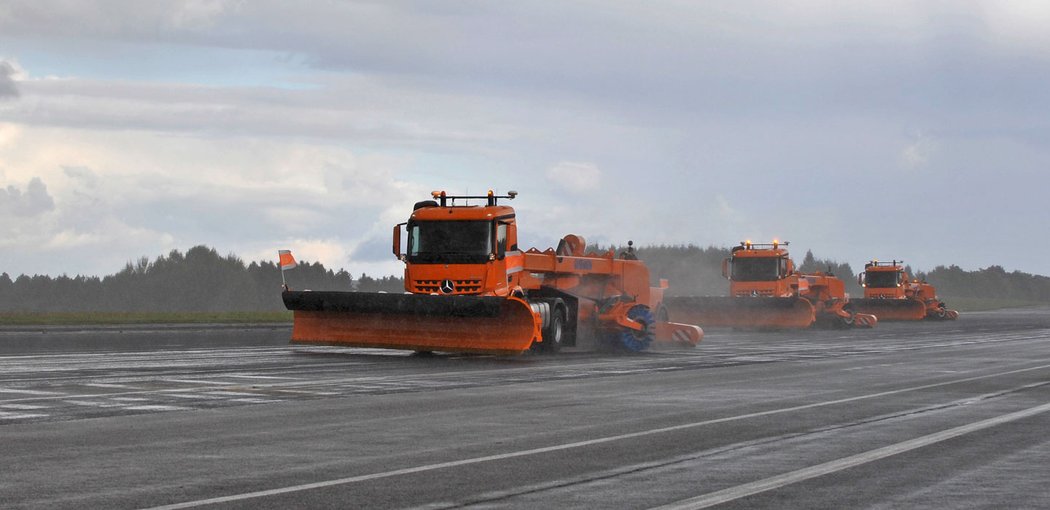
[[651, 401, 1050, 510], [124, 405, 189, 412], [83, 383, 136, 389], [163, 379, 238, 386], [165, 394, 227, 400], [225, 375, 299, 380], [0, 411, 49, 420], [140, 368, 1050, 510], [228, 398, 283, 404], [63, 400, 124, 408], [0, 388, 65, 396], [110, 397, 151, 402], [206, 391, 262, 397], [0, 403, 49, 410]]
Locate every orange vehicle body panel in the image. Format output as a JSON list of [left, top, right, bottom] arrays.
[[853, 261, 958, 321], [285, 192, 702, 354], [665, 242, 876, 329]]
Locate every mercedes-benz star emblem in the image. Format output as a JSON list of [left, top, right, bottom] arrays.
[[440, 279, 456, 294]]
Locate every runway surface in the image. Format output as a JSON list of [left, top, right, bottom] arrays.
[[2, 308, 1049, 509]]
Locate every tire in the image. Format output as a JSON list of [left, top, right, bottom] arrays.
[[539, 305, 566, 353]]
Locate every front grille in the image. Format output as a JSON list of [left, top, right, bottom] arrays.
[[413, 279, 483, 294]]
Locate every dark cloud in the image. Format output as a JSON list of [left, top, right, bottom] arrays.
[[0, 60, 20, 98], [0, 177, 55, 216]]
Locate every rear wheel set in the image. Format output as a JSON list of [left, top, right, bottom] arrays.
[[533, 300, 567, 354]]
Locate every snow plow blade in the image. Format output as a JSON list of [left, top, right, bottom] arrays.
[[850, 298, 927, 321], [663, 296, 816, 329], [282, 291, 539, 355]]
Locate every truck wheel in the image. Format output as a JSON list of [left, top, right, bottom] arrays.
[[539, 305, 566, 353]]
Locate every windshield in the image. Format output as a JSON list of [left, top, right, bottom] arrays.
[[731, 257, 782, 281], [407, 220, 492, 264], [865, 270, 901, 288]]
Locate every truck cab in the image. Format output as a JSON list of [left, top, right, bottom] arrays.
[[858, 261, 908, 299], [723, 241, 799, 297], [393, 190, 525, 297]]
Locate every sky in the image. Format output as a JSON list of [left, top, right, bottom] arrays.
[[1, 1, 1049, 279]]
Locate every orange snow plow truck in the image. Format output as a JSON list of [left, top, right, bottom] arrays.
[[851, 260, 959, 321], [282, 190, 703, 355], [663, 241, 877, 329]]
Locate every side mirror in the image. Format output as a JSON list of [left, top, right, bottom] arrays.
[[392, 223, 404, 259], [857, 274, 864, 286], [721, 258, 730, 279]]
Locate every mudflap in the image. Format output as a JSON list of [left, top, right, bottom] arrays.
[[282, 291, 540, 355], [652, 322, 704, 347], [850, 298, 926, 321], [850, 312, 878, 328], [663, 296, 816, 329]]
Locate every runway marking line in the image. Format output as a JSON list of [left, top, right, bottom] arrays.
[[162, 379, 238, 386], [0, 403, 49, 410], [0, 388, 65, 396], [224, 375, 299, 380], [83, 383, 137, 389], [651, 400, 1050, 510], [124, 405, 189, 412], [0, 411, 49, 420], [142, 362, 1050, 510]]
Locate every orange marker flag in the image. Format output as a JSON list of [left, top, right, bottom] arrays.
[[278, 249, 297, 270]]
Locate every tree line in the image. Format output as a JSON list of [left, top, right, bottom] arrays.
[[1, 244, 1048, 312], [0, 245, 400, 313]]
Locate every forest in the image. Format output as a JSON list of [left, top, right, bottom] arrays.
[[1, 244, 1048, 313], [0, 246, 399, 313]]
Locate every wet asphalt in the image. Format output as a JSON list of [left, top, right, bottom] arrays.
[[2, 308, 1049, 509]]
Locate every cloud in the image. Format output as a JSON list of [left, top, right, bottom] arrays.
[[62, 165, 99, 188], [0, 177, 54, 216], [1, 3, 1050, 277], [0, 59, 20, 99], [0, 124, 429, 276], [546, 162, 601, 193], [901, 133, 937, 169]]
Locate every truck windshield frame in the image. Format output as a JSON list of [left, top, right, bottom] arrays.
[[731, 257, 782, 282], [407, 220, 493, 264], [865, 270, 901, 288]]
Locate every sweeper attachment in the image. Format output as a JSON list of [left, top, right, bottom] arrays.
[[663, 241, 876, 329], [851, 260, 959, 321], [282, 190, 703, 354]]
